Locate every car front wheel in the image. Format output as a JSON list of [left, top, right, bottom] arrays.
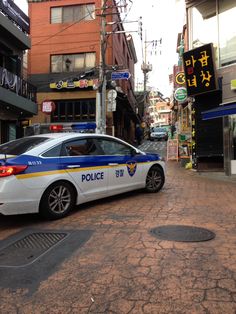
[[39, 181, 76, 219], [145, 166, 165, 193]]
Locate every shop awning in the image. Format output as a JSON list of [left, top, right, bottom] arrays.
[[202, 102, 236, 120]]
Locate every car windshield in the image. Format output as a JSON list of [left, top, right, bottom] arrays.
[[0, 137, 51, 155], [153, 127, 166, 132]]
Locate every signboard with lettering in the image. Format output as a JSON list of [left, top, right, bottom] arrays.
[[111, 71, 130, 80], [173, 65, 185, 89], [183, 43, 218, 97], [167, 139, 179, 161], [41, 100, 55, 114], [174, 87, 187, 103], [0, 0, 30, 34], [50, 78, 99, 90]]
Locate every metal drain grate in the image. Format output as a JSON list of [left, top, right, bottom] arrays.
[[0, 232, 68, 267], [150, 225, 215, 242]]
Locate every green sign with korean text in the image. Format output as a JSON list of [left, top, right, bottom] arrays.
[[174, 87, 187, 102], [183, 43, 218, 97]]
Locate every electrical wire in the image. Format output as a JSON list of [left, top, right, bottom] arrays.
[[32, 5, 98, 46], [30, 42, 100, 57], [28, 1, 139, 106]]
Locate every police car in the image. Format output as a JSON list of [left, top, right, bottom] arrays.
[[0, 133, 165, 220]]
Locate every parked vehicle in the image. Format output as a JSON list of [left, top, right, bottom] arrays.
[[0, 133, 165, 220], [150, 127, 169, 141]]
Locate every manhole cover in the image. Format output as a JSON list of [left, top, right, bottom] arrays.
[[150, 225, 215, 242], [0, 232, 68, 267]]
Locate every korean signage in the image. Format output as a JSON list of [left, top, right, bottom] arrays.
[[173, 65, 185, 89], [41, 100, 55, 114], [0, 0, 30, 34], [167, 139, 179, 161], [50, 78, 99, 90], [111, 71, 130, 80], [174, 87, 187, 103], [183, 43, 218, 97]]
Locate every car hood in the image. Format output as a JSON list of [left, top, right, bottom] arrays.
[[143, 151, 162, 160], [151, 131, 166, 135]]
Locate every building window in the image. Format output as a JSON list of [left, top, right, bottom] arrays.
[[51, 53, 96, 73], [51, 4, 95, 24], [189, 2, 217, 49], [51, 99, 96, 122], [188, 0, 236, 68], [218, 0, 236, 67]]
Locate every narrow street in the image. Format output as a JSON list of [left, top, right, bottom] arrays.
[[0, 141, 235, 314]]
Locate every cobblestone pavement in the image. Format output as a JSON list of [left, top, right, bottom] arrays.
[[0, 161, 236, 314]]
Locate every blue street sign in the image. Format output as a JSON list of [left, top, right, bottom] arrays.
[[111, 71, 130, 80]]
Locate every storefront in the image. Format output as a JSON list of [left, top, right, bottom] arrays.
[[0, 0, 37, 143], [184, 0, 236, 174], [202, 101, 236, 176]]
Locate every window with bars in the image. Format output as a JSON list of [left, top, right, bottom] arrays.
[[51, 4, 95, 24], [51, 99, 96, 122]]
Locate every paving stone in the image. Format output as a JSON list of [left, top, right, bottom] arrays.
[[0, 161, 236, 313]]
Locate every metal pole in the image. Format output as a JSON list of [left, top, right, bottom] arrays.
[[96, 0, 107, 134], [144, 30, 147, 92]]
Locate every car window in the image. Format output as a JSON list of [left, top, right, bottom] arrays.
[[153, 127, 166, 132], [41, 144, 62, 157], [0, 137, 51, 155], [62, 138, 100, 156], [97, 138, 133, 155]]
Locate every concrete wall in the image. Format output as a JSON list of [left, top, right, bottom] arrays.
[[218, 64, 236, 103]]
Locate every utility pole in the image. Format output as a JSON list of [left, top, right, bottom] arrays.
[[141, 31, 152, 92], [96, 0, 136, 134], [96, 0, 107, 134], [141, 32, 162, 91]]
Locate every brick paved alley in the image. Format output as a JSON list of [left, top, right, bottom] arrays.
[[0, 161, 236, 314]]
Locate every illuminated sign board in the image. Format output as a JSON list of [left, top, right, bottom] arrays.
[[41, 100, 56, 114], [183, 43, 218, 97], [50, 78, 99, 90]]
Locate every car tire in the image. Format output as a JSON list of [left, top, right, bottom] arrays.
[[39, 181, 76, 220], [145, 166, 165, 193]]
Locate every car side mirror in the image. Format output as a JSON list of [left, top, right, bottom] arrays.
[[131, 148, 139, 156]]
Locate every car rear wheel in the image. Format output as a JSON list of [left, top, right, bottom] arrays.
[[145, 166, 165, 193], [39, 181, 76, 219]]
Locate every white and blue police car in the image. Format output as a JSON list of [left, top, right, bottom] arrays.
[[0, 133, 165, 220]]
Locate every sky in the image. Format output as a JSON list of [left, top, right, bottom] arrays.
[[122, 0, 186, 95], [14, 0, 185, 97]]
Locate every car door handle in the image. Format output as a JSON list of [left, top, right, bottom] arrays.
[[108, 163, 119, 166], [67, 165, 81, 168]]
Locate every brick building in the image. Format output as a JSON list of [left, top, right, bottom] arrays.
[[27, 0, 139, 143]]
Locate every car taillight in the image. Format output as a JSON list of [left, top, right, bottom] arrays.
[[0, 165, 28, 177]]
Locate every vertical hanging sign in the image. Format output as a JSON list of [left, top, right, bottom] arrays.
[[183, 43, 218, 96]]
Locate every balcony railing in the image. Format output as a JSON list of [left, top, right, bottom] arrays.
[[0, 66, 37, 102]]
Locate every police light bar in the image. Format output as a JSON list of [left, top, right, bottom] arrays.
[[50, 125, 63, 131], [71, 122, 96, 130]]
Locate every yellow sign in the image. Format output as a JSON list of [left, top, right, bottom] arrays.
[[50, 78, 99, 90], [175, 72, 185, 85], [231, 79, 236, 90]]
